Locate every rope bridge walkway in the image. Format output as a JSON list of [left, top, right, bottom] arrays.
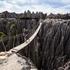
[[8, 22, 42, 54], [0, 20, 43, 70]]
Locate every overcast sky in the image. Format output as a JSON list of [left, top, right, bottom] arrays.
[[0, 0, 70, 14]]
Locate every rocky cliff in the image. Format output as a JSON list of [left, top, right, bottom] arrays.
[[20, 19, 70, 70], [0, 11, 70, 70]]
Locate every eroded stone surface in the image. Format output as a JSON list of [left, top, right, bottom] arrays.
[[0, 53, 37, 70]]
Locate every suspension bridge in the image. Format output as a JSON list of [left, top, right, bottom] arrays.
[[0, 19, 43, 70]]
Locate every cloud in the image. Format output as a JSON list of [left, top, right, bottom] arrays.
[[0, 0, 70, 14], [61, 0, 70, 4]]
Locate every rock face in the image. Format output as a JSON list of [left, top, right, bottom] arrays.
[[58, 61, 70, 70], [20, 19, 70, 70]]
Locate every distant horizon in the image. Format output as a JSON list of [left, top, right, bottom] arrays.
[[0, 0, 70, 14], [0, 10, 70, 15]]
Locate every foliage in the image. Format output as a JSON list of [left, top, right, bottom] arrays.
[[0, 32, 6, 39]]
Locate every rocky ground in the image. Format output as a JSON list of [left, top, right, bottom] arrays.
[[0, 53, 37, 70]]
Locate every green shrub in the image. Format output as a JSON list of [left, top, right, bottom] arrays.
[[0, 32, 6, 39]]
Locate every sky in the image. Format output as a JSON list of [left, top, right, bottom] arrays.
[[0, 0, 70, 14]]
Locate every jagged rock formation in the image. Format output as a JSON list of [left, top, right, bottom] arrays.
[[0, 17, 70, 70], [47, 13, 70, 19], [19, 19, 70, 70], [58, 61, 70, 70], [0, 11, 70, 70], [0, 11, 46, 19]]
